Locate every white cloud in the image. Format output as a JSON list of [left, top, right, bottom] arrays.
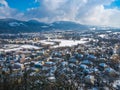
[[0, 0, 8, 7], [24, 0, 120, 27], [0, 0, 24, 19], [0, 0, 120, 27], [0, 0, 12, 18]]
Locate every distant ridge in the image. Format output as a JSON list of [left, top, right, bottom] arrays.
[[0, 18, 119, 33]]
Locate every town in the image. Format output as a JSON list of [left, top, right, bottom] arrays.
[[0, 30, 120, 90]]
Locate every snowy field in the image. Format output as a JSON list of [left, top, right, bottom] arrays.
[[52, 39, 87, 48], [1, 44, 40, 52], [0, 39, 89, 52], [39, 40, 55, 45], [98, 34, 106, 38], [39, 39, 88, 48]]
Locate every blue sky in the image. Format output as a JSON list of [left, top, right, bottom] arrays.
[[0, 0, 120, 27], [105, 0, 120, 9], [6, 0, 120, 11], [6, 0, 40, 11], [111, 0, 120, 8]]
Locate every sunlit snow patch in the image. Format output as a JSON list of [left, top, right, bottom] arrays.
[[51, 39, 87, 48]]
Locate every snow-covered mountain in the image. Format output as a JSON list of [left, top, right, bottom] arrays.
[[0, 18, 119, 33], [9, 22, 25, 27]]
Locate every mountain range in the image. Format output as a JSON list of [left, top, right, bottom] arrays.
[[0, 18, 119, 33]]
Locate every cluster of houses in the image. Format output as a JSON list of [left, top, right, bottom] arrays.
[[0, 31, 120, 90]]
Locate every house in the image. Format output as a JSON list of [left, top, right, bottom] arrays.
[[79, 64, 88, 71], [99, 63, 108, 71], [47, 76, 56, 82], [34, 62, 43, 69], [12, 63, 24, 70], [60, 61, 68, 67], [69, 57, 78, 64], [85, 75, 95, 85], [105, 67, 119, 77], [81, 60, 93, 66]]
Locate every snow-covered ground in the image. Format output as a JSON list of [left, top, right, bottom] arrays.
[[2, 44, 40, 52], [39, 40, 55, 45], [50, 39, 88, 48], [113, 32, 120, 34], [1, 39, 88, 52], [4, 47, 22, 52], [39, 39, 88, 48], [98, 34, 106, 38], [113, 80, 120, 89], [20, 45, 40, 49]]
